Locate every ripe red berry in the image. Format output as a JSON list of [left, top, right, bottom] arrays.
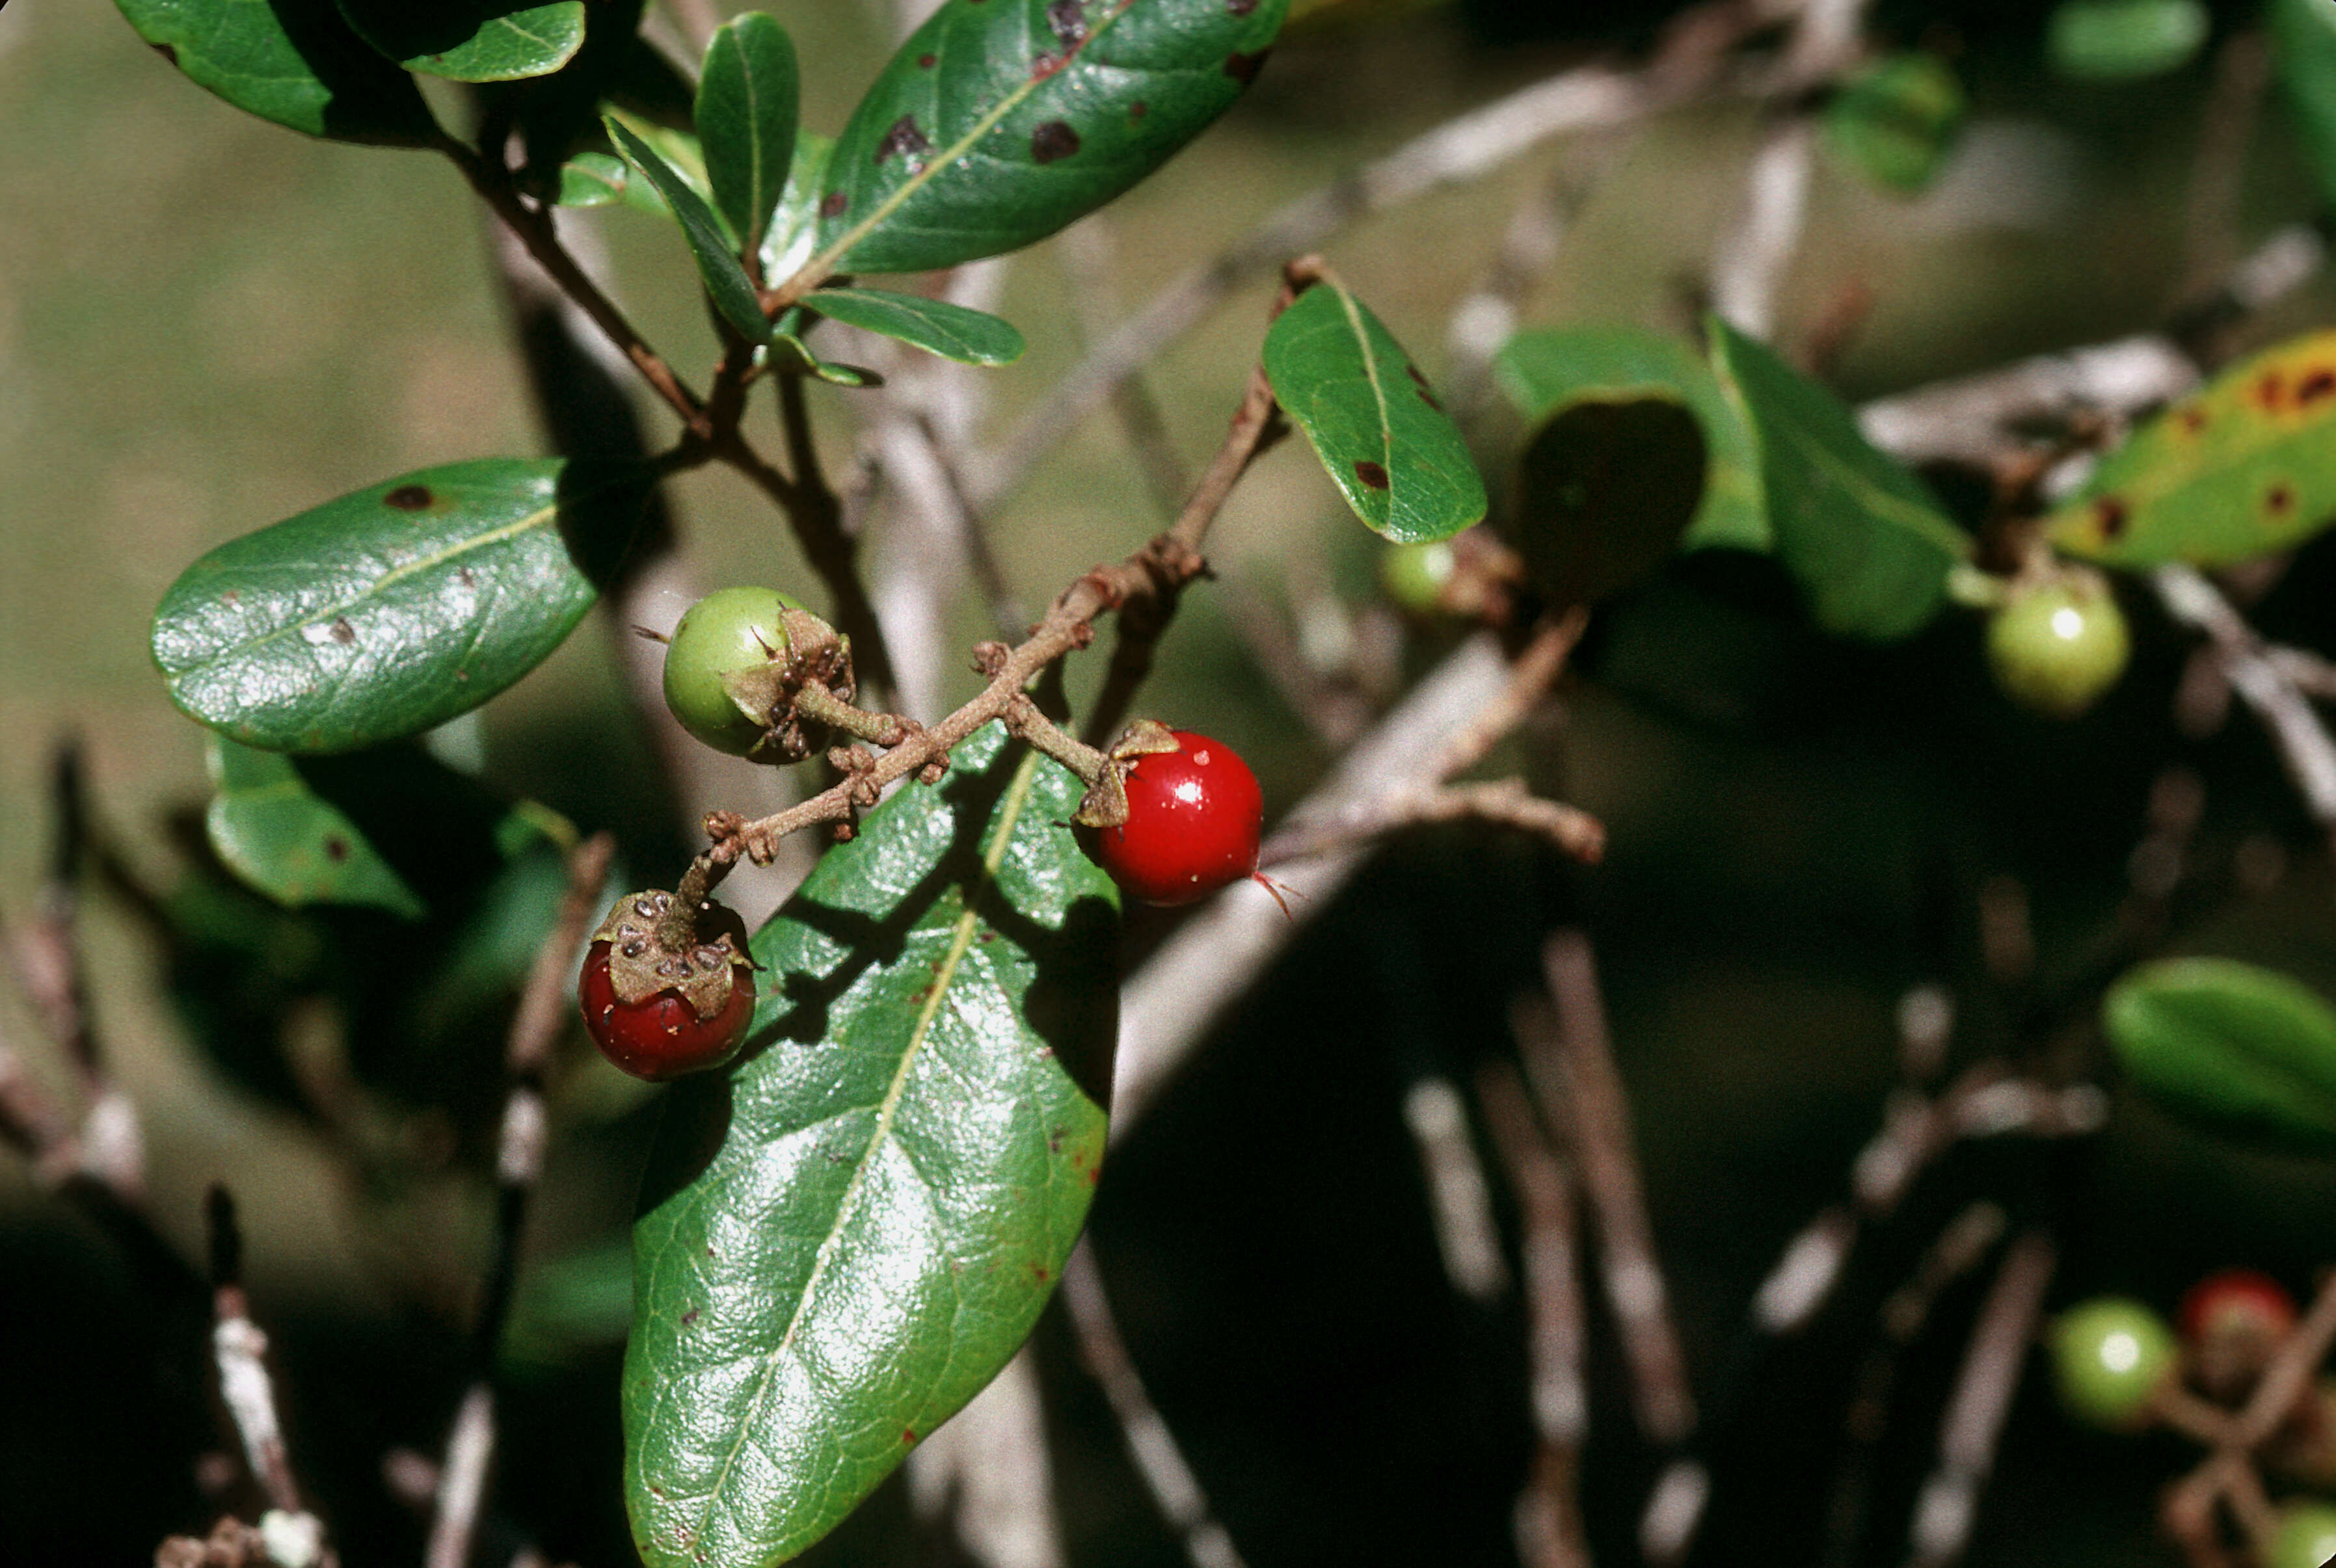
[[1083, 730, 1265, 907], [580, 940, 755, 1080], [2179, 1268, 2298, 1403]]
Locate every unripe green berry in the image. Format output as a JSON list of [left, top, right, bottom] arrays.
[[2268, 1501, 2336, 1568], [1986, 576, 2130, 719], [1380, 540, 1458, 617], [663, 587, 804, 756], [2049, 1296, 2175, 1431]]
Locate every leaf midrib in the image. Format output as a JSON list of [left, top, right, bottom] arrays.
[[1329, 283, 1397, 519], [684, 744, 1047, 1553]]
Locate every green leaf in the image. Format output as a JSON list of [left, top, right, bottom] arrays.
[[1821, 53, 1966, 194], [626, 726, 1118, 1568], [697, 11, 800, 258], [2048, 0, 2210, 81], [807, 0, 1289, 278], [1495, 324, 1766, 553], [334, 0, 586, 82], [2276, 0, 2336, 208], [606, 116, 772, 345], [768, 332, 887, 388], [1263, 280, 1487, 543], [1706, 317, 1967, 641], [760, 133, 835, 284], [2106, 957, 2336, 1156], [1509, 401, 1708, 608], [153, 458, 649, 753], [807, 286, 1026, 366], [2048, 328, 2336, 567], [205, 736, 426, 919], [113, 0, 438, 144], [557, 149, 629, 207]]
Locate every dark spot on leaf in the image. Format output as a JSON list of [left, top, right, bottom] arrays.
[[1354, 459, 1391, 490], [917, 51, 936, 68], [2179, 405, 2207, 434], [329, 617, 356, 644], [1031, 121, 1080, 164], [152, 43, 178, 66], [1225, 49, 1270, 83], [2255, 371, 2283, 410], [1129, 100, 1149, 120], [222, 591, 240, 607], [877, 115, 930, 165], [820, 191, 848, 219], [1031, 49, 1064, 79], [902, 1428, 918, 1444], [1031, 1264, 1051, 1281], [459, 568, 476, 589], [324, 836, 349, 864], [2268, 483, 2296, 514], [2301, 368, 2336, 405], [1047, 0, 1087, 46], [1229, 0, 1257, 12], [2093, 496, 2128, 540], [384, 485, 433, 511], [455, 669, 470, 682], [1406, 362, 1443, 411], [1049, 1127, 1066, 1152], [680, 1309, 699, 1326]]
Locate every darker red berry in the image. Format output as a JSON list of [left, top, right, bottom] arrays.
[[2180, 1268, 2298, 1402], [1082, 730, 1264, 907], [579, 940, 755, 1081]]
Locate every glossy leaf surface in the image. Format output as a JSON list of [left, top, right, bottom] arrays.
[[697, 11, 800, 256], [1496, 325, 1765, 553], [2106, 957, 2336, 1156], [807, 0, 1288, 277], [2276, 0, 2336, 208], [206, 737, 426, 919], [608, 118, 772, 345], [1708, 317, 1966, 641], [807, 287, 1026, 365], [558, 150, 629, 206], [2048, 0, 2209, 79], [114, 0, 437, 144], [2047, 329, 2336, 567], [760, 133, 836, 282], [334, 0, 585, 82], [1821, 53, 1965, 193], [626, 727, 1118, 1568], [1264, 280, 1486, 543], [154, 459, 648, 753]]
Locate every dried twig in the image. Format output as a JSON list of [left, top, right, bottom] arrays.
[[1710, 117, 1816, 342], [1060, 1242, 1246, 1568], [1256, 778, 1605, 868], [423, 835, 614, 1568], [1402, 1076, 1510, 1305]]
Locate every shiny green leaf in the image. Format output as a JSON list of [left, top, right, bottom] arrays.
[[1495, 324, 1765, 553], [807, 286, 1025, 365], [1263, 279, 1486, 543], [768, 331, 886, 388], [1822, 53, 1965, 194], [2276, 0, 2336, 208], [1707, 317, 1967, 641], [2048, 329, 2336, 567], [204, 736, 425, 919], [626, 726, 1118, 1568], [334, 0, 586, 82], [807, 0, 1289, 278], [557, 149, 629, 207], [606, 117, 772, 345], [2048, 0, 2210, 81], [697, 11, 800, 257], [759, 133, 835, 283], [2106, 957, 2336, 1156], [113, 0, 438, 144], [153, 459, 649, 753]]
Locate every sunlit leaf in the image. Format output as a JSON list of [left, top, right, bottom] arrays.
[[626, 726, 1118, 1568], [2048, 329, 2336, 567], [697, 10, 800, 257], [1707, 317, 1967, 641], [2106, 957, 2336, 1156], [1822, 53, 1965, 194], [2276, 0, 2336, 207], [114, 0, 438, 144], [557, 149, 629, 207], [153, 459, 649, 752], [807, 286, 1025, 365], [606, 118, 772, 345], [2048, 0, 2210, 81], [1263, 278, 1486, 543], [334, 0, 586, 83], [805, 0, 1289, 278], [205, 736, 425, 919]]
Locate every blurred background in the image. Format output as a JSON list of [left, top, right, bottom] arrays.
[[5, 0, 2336, 1564]]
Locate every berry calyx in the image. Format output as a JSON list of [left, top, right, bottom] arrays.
[[579, 889, 756, 1081], [1078, 725, 1265, 907], [2179, 1268, 2298, 1403], [1985, 572, 2130, 719], [2049, 1296, 2176, 1431], [662, 587, 857, 763]]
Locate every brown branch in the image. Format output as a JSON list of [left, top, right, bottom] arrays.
[[1256, 778, 1604, 868], [1429, 609, 1590, 780]]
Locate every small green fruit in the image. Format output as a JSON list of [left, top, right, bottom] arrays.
[[1986, 576, 2131, 719], [663, 587, 804, 755], [2049, 1296, 2175, 1431], [1380, 540, 1458, 616], [2268, 1501, 2336, 1568]]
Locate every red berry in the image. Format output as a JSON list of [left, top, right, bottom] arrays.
[[579, 940, 755, 1081], [1083, 730, 1265, 907], [2179, 1268, 2298, 1344]]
